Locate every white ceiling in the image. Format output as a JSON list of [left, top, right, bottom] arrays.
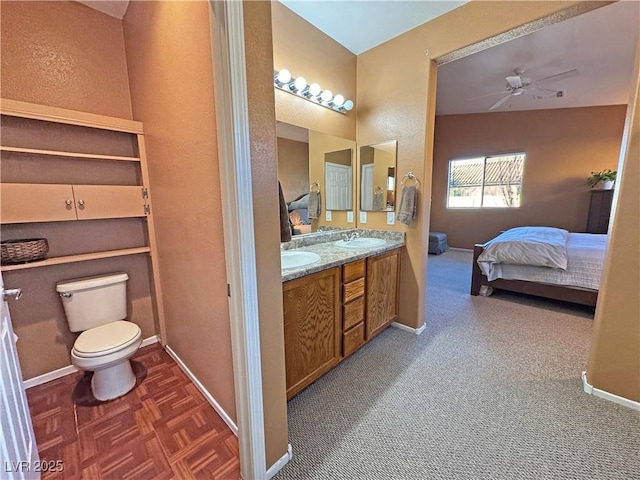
[[278, 0, 466, 55]]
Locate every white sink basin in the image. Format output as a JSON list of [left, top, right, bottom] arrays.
[[281, 251, 321, 270], [334, 238, 386, 249]]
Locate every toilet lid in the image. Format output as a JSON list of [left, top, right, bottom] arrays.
[[73, 321, 141, 358]]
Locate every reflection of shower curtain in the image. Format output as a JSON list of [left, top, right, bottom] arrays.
[[373, 190, 383, 210]]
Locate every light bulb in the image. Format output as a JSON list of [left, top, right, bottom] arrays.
[[293, 76, 307, 93], [309, 83, 321, 97], [276, 69, 291, 84], [343, 100, 354, 111], [333, 94, 345, 107], [321, 90, 333, 103]]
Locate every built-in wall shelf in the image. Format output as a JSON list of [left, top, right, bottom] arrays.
[[0, 247, 151, 272], [0, 146, 140, 162]]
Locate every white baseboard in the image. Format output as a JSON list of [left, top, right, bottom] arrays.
[[266, 443, 293, 479], [391, 322, 426, 335], [582, 371, 640, 411], [448, 247, 473, 252], [141, 335, 160, 348], [164, 345, 238, 435], [24, 334, 160, 389], [24, 364, 78, 389]]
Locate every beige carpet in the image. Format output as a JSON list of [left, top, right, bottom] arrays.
[[277, 249, 640, 480]]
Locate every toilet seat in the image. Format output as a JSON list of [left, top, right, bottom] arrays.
[[73, 321, 142, 358]]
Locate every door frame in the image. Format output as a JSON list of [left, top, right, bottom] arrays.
[[208, 2, 267, 478]]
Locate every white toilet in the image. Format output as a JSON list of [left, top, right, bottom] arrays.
[[56, 272, 142, 401]]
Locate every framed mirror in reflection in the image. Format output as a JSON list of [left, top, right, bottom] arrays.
[[276, 121, 356, 238], [360, 140, 397, 212]]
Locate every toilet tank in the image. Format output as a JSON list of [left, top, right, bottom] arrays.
[[56, 273, 128, 332]]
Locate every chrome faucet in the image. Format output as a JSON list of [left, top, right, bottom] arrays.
[[342, 231, 361, 242]]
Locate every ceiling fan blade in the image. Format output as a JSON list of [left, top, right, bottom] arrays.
[[467, 90, 510, 101], [531, 86, 561, 94], [534, 68, 579, 84], [505, 76, 522, 88], [489, 94, 511, 111]]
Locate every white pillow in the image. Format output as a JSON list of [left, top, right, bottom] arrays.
[[479, 226, 569, 269]]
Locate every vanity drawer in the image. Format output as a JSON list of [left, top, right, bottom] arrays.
[[343, 259, 365, 284], [343, 296, 365, 331], [343, 322, 365, 357], [343, 277, 365, 304]]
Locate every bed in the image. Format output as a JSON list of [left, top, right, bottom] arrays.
[[288, 194, 312, 235], [470, 227, 607, 307]]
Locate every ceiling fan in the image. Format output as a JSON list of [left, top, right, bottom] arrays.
[[473, 67, 579, 111]]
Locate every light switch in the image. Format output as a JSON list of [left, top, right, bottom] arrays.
[[326, 210, 332, 221], [387, 211, 395, 225], [359, 211, 367, 224], [347, 211, 354, 223]]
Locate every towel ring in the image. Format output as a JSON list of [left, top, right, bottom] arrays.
[[401, 171, 421, 187], [310, 180, 321, 192]]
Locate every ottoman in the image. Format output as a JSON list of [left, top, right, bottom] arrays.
[[428, 232, 449, 255]]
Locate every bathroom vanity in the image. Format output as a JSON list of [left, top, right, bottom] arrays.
[[281, 230, 403, 399]]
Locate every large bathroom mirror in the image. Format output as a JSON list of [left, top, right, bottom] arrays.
[[359, 140, 398, 211], [276, 121, 356, 237]]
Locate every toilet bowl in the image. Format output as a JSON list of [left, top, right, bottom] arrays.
[[57, 273, 143, 401], [71, 320, 142, 401]]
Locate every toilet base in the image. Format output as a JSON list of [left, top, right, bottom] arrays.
[[91, 359, 137, 401]]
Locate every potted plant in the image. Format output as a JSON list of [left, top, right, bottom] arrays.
[[587, 169, 617, 189]]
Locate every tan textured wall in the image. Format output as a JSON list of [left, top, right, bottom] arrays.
[[0, 2, 151, 379], [277, 137, 310, 202], [587, 38, 640, 402], [431, 106, 627, 248], [123, 1, 236, 419], [0, 1, 132, 119], [309, 130, 357, 230], [243, 0, 290, 468], [271, 1, 356, 140], [356, 0, 589, 329]]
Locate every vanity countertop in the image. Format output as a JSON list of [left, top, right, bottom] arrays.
[[281, 229, 405, 282]]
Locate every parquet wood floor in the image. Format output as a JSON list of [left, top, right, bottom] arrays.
[[26, 343, 240, 480]]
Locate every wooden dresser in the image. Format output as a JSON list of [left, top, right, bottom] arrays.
[[586, 189, 614, 234]]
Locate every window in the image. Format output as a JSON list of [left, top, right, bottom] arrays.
[[447, 153, 525, 208]]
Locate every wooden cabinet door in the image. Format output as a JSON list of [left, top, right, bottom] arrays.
[[366, 249, 401, 340], [1, 183, 77, 224], [283, 267, 341, 399], [72, 185, 147, 220]]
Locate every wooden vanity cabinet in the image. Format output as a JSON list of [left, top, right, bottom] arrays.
[[283, 267, 342, 400], [282, 247, 402, 399], [366, 249, 401, 340]]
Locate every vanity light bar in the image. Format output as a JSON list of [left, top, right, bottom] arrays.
[[274, 69, 354, 114]]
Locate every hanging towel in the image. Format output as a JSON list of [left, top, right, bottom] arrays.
[[278, 182, 292, 242], [308, 191, 321, 219], [372, 191, 384, 211], [397, 185, 417, 225]]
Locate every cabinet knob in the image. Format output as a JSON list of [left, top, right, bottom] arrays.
[[78, 200, 85, 206], [65, 199, 73, 206]]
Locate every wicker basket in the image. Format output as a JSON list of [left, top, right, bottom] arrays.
[[1, 238, 49, 264]]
